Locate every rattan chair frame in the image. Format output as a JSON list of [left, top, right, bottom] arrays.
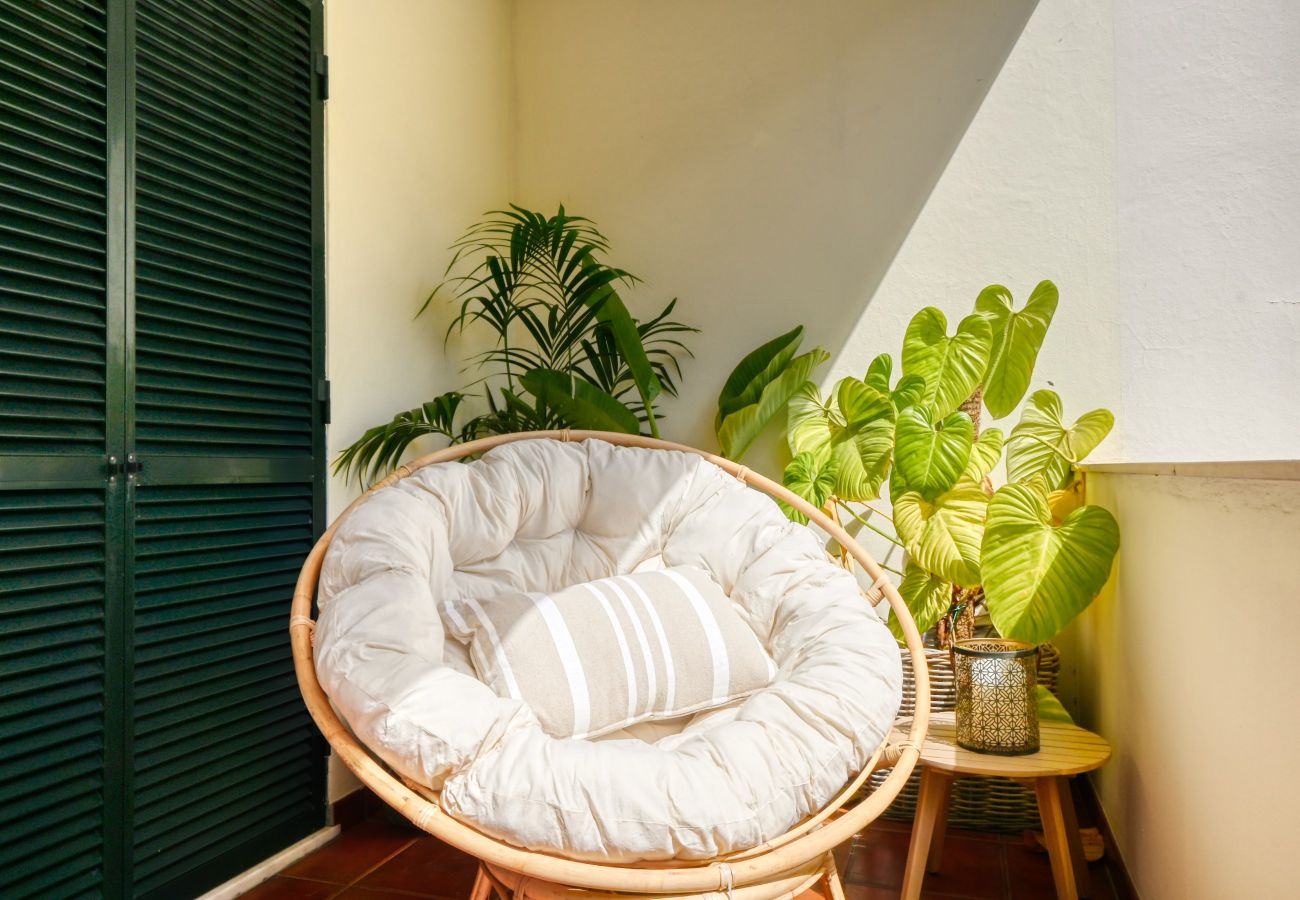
[[290, 430, 930, 897]]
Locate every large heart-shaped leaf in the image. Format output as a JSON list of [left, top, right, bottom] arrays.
[[520, 368, 639, 433], [893, 480, 988, 585], [901, 309, 993, 419], [1006, 390, 1114, 490], [788, 378, 896, 501], [963, 427, 1004, 482], [976, 281, 1058, 419], [889, 562, 953, 642], [893, 407, 974, 501], [717, 348, 829, 460], [779, 450, 838, 524], [716, 325, 805, 425], [982, 482, 1120, 643], [865, 353, 927, 411]]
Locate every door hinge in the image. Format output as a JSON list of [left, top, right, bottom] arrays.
[[315, 51, 329, 101], [106, 454, 143, 482], [318, 378, 331, 425]]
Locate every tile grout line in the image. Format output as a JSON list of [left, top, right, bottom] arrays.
[[341, 835, 422, 892]]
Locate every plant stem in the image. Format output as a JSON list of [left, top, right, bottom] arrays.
[[835, 499, 904, 548], [860, 501, 893, 522]]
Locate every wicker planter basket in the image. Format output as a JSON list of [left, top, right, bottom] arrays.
[[868, 641, 1061, 833]]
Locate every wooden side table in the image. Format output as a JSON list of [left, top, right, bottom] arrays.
[[900, 712, 1111, 900]]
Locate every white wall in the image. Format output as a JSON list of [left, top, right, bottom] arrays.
[[833, 0, 1120, 453], [1058, 470, 1300, 900], [323, 0, 512, 799], [1114, 1, 1300, 462], [1054, 4, 1300, 894], [511, 0, 1045, 470]]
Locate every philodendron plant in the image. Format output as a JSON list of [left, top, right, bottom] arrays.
[[715, 281, 1120, 649]]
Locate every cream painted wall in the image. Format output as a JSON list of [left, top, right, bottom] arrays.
[[1057, 471, 1300, 900], [323, 0, 511, 800], [510, 0, 1045, 472], [317, 8, 1300, 889], [510, 0, 1119, 619]]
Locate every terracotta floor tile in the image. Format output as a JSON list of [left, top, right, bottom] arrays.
[[917, 835, 1005, 899], [355, 836, 480, 898], [945, 826, 1005, 844], [832, 839, 854, 879], [282, 820, 419, 885], [843, 826, 910, 887], [238, 876, 342, 900], [1005, 838, 1061, 900], [871, 816, 915, 834], [334, 888, 446, 900], [842, 884, 905, 900], [258, 811, 1107, 900]]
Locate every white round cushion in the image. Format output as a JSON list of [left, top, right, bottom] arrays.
[[314, 438, 902, 862]]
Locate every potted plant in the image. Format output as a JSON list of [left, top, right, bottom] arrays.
[[335, 205, 696, 484], [715, 281, 1119, 756]]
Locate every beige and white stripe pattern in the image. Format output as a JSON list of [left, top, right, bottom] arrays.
[[456, 566, 779, 740]]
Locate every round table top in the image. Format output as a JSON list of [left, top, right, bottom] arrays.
[[907, 712, 1111, 778]]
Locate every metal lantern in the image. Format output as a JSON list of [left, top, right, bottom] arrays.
[[953, 638, 1040, 755]]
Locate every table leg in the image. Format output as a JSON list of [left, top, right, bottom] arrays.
[[901, 767, 952, 900], [1034, 777, 1092, 900], [927, 772, 954, 873]]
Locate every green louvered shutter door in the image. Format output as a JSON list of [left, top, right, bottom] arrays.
[[0, 1, 122, 897], [0, 1, 324, 895], [127, 1, 326, 897]]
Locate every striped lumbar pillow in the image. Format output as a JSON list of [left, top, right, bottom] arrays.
[[447, 566, 778, 740]]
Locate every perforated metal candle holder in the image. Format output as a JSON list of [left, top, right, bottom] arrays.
[[954, 639, 1040, 755]]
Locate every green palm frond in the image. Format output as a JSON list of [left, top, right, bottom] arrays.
[[336, 205, 695, 484], [333, 392, 466, 487]]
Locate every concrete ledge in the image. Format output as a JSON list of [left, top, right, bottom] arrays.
[[1083, 459, 1300, 481]]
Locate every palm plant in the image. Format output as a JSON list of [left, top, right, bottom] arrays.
[[335, 205, 695, 484]]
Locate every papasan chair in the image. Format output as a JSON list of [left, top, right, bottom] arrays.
[[291, 431, 930, 899]]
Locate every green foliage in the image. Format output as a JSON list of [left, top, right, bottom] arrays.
[[1036, 686, 1075, 724], [889, 562, 954, 642], [335, 205, 695, 484], [714, 277, 1120, 646], [716, 326, 806, 426], [1006, 390, 1114, 490], [893, 407, 974, 501], [901, 309, 993, 420], [963, 427, 1004, 483], [894, 480, 988, 585], [865, 353, 926, 411], [977, 281, 1058, 419], [787, 377, 895, 501], [981, 481, 1120, 644], [718, 345, 830, 461], [332, 392, 467, 487], [780, 451, 838, 524], [519, 368, 640, 434]]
